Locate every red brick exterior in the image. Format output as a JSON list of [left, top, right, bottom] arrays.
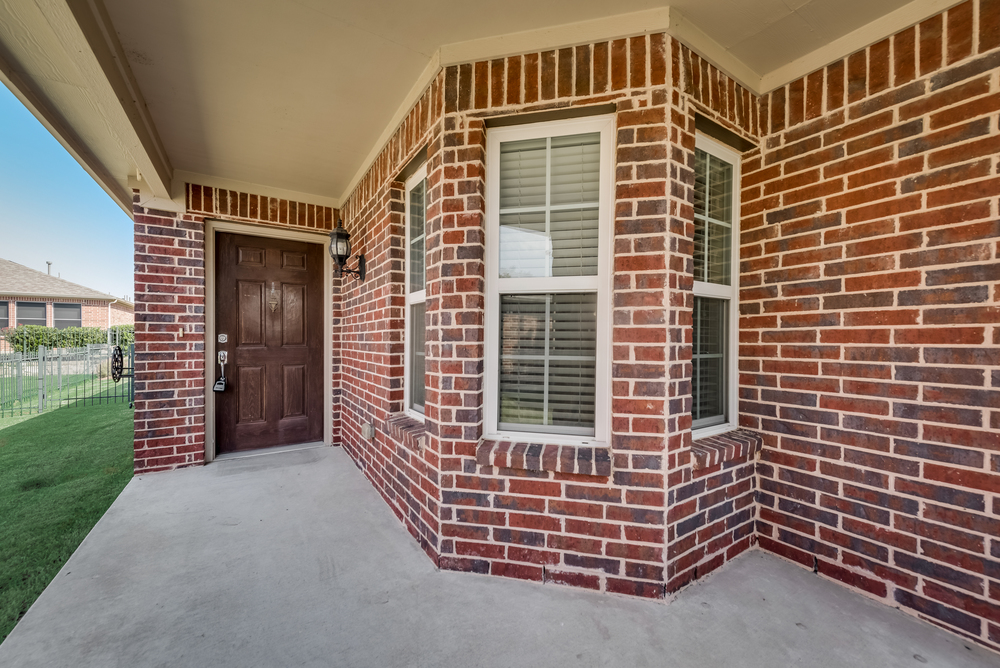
[[745, 0, 1000, 649], [0, 297, 133, 329], [130, 0, 1000, 651], [0, 297, 133, 352], [132, 190, 337, 473]]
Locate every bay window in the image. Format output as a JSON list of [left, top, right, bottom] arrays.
[[485, 116, 613, 443], [692, 134, 740, 437]]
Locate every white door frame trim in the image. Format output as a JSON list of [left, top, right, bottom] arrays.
[[203, 218, 333, 462]]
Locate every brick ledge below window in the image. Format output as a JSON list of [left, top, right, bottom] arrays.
[[476, 439, 611, 477], [386, 413, 425, 452], [691, 430, 762, 471]]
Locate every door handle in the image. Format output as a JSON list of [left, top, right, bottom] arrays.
[[214, 350, 228, 392]]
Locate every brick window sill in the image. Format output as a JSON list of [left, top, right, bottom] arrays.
[[476, 439, 611, 477], [691, 430, 762, 471], [386, 413, 425, 453]]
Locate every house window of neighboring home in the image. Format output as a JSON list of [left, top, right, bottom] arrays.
[[16, 302, 46, 327], [404, 164, 428, 417], [692, 134, 740, 437], [0, 301, 8, 329], [485, 116, 613, 442], [53, 303, 82, 329]]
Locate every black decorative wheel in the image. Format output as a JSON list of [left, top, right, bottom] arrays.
[[111, 345, 124, 383]]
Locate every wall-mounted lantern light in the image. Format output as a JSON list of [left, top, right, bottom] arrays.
[[329, 219, 365, 281]]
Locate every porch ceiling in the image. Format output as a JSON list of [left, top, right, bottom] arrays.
[[0, 0, 953, 214]]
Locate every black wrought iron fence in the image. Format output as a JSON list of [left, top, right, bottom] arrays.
[[0, 342, 134, 418]]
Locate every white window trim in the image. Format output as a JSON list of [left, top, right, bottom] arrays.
[[692, 133, 741, 441], [404, 163, 428, 422], [484, 115, 615, 447]]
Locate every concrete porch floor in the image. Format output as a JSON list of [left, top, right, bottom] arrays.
[[1, 446, 998, 668]]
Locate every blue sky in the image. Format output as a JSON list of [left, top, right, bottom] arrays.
[[0, 83, 134, 301]]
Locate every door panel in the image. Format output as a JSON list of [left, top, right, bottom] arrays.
[[282, 284, 306, 346], [282, 251, 307, 270], [282, 365, 306, 418], [216, 232, 324, 453], [238, 281, 265, 346], [238, 366, 266, 423], [237, 245, 266, 266]]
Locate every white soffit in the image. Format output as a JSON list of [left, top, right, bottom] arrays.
[[0, 0, 970, 218], [342, 0, 953, 202]]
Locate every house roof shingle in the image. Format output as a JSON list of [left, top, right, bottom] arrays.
[[0, 258, 131, 305]]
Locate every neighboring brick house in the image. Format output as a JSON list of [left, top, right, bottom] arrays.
[[0, 258, 133, 337], [2, 0, 999, 654]]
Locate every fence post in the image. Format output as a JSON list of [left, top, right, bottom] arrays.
[[37, 345, 46, 413], [58, 348, 62, 391], [129, 344, 135, 405], [16, 352, 23, 402]]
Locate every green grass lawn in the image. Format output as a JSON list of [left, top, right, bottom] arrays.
[[0, 402, 133, 642]]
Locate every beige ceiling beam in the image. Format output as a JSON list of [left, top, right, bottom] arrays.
[[59, 0, 173, 201], [0, 44, 131, 213]]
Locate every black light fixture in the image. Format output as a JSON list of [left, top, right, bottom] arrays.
[[329, 219, 366, 281]]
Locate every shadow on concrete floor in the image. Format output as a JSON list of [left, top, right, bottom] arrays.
[[1, 446, 998, 667]]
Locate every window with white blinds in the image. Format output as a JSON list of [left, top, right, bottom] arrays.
[[486, 116, 613, 442], [405, 165, 428, 417], [692, 135, 740, 435], [0, 301, 8, 329], [53, 303, 82, 329]]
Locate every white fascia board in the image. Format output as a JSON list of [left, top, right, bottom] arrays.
[[338, 0, 966, 205], [439, 7, 674, 65], [0, 53, 132, 215], [172, 171, 342, 212], [339, 51, 441, 207], [664, 8, 764, 93], [761, 0, 967, 91], [39, 0, 173, 201]]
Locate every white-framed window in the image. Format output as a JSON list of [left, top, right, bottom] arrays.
[[53, 303, 82, 329], [485, 116, 614, 444], [692, 134, 740, 439], [0, 301, 8, 329], [404, 164, 428, 418]]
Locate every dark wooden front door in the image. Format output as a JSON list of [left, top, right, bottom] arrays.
[[215, 232, 324, 454]]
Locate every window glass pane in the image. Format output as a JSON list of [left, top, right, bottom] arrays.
[[550, 208, 599, 276], [16, 302, 46, 327], [693, 297, 726, 427], [409, 178, 426, 293], [498, 132, 600, 279], [550, 133, 600, 205], [693, 149, 732, 286], [410, 302, 425, 413], [499, 293, 596, 435], [708, 155, 733, 223], [0, 301, 8, 329], [499, 212, 549, 278], [53, 303, 82, 329], [499, 138, 546, 208]]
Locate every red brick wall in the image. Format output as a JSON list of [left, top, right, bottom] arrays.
[[0, 298, 132, 329], [334, 73, 445, 557], [133, 201, 208, 473], [133, 189, 337, 474], [664, 42, 764, 593], [128, 0, 1000, 650], [335, 33, 763, 598], [744, 0, 1000, 649]]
